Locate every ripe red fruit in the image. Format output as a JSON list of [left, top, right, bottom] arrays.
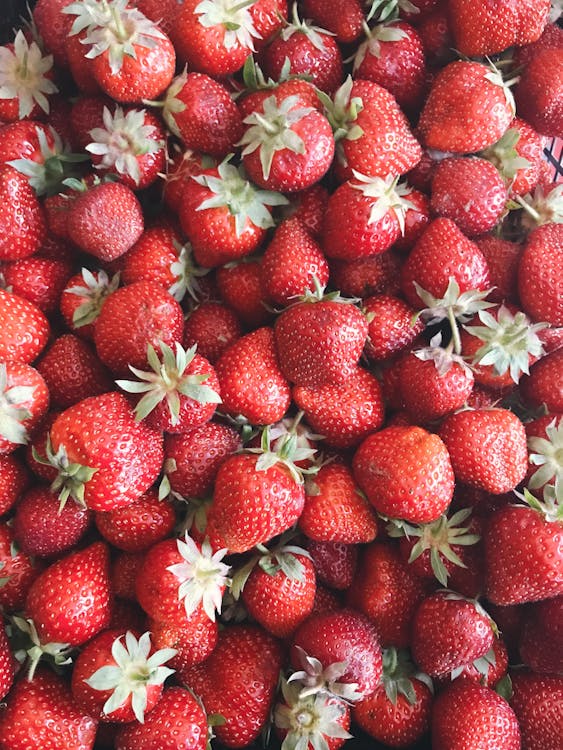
[[0, 361, 49, 455], [515, 48, 563, 137], [0, 288, 50, 364], [518, 223, 563, 326], [510, 670, 563, 750], [95, 489, 176, 552], [0, 165, 46, 261]]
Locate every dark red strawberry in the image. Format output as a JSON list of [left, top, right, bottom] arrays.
[[510, 670, 563, 750], [95, 489, 176, 552]]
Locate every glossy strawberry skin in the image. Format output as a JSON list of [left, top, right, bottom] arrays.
[[518, 223, 563, 326], [520, 348, 563, 413], [0, 617, 15, 701], [510, 670, 563, 750], [0, 289, 50, 364], [95, 489, 176, 552], [515, 48, 563, 137], [353, 426, 455, 524], [0, 165, 46, 261], [1, 254, 74, 314], [0, 453, 29, 515], [302, 0, 363, 43], [308, 540, 358, 590], [0, 361, 49, 455], [0, 522, 41, 612], [363, 295, 424, 361], [26, 542, 112, 647], [149, 614, 218, 682]]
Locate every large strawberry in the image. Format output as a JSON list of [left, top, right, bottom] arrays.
[[510, 670, 563, 750], [518, 223, 563, 326], [514, 47, 563, 137], [41, 391, 164, 512], [26, 541, 112, 646]]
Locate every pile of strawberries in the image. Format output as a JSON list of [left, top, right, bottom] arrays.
[[0, 0, 562, 748]]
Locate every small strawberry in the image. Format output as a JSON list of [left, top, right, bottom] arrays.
[[148, 610, 219, 682], [26, 541, 112, 646], [519, 596, 563, 675], [0, 164, 46, 261], [307, 540, 357, 590], [0, 361, 49, 455], [475, 236, 523, 304], [0, 522, 41, 613], [33, 0, 75, 68], [183, 301, 243, 364], [1, 253, 74, 314], [363, 294, 424, 361], [0, 453, 29, 515], [301, 0, 364, 43], [216, 258, 273, 327]]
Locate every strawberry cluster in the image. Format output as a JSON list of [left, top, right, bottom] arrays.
[[0, 1, 562, 749]]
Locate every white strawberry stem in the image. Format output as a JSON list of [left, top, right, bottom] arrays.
[[249, 425, 318, 484], [9, 616, 73, 682], [528, 418, 563, 504], [516, 486, 563, 523], [0, 364, 35, 446], [0, 30, 58, 119], [195, 0, 261, 51], [65, 268, 120, 328], [288, 646, 364, 703], [350, 170, 416, 235]]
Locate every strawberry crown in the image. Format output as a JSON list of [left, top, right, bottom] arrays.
[[381, 647, 433, 706], [246, 424, 319, 484], [464, 304, 547, 382], [33, 437, 98, 511], [353, 19, 409, 70], [192, 156, 288, 237], [516, 485, 563, 523], [516, 184, 563, 228], [166, 534, 231, 621], [318, 76, 364, 143], [194, 0, 261, 51], [280, 3, 334, 52], [412, 331, 474, 379], [239, 94, 316, 180], [0, 363, 36, 447], [350, 171, 417, 235], [481, 128, 531, 184], [483, 61, 517, 119], [86, 106, 164, 185], [64, 268, 120, 328], [387, 507, 480, 587], [0, 29, 58, 119], [85, 631, 176, 723], [366, 0, 420, 23], [528, 417, 563, 505], [168, 240, 209, 303], [275, 678, 353, 750], [9, 615, 73, 682], [116, 341, 222, 426], [287, 646, 364, 703], [449, 645, 498, 683]]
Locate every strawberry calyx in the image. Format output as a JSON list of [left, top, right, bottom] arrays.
[[528, 417, 563, 504], [516, 485, 563, 523], [449, 645, 497, 683], [195, 0, 261, 51], [281, 3, 335, 52], [516, 184, 563, 228], [0, 363, 36, 446], [7, 126, 89, 197], [248, 425, 319, 484], [381, 647, 433, 705], [166, 533, 231, 621], [287, 646, 364, 703], [33, 437, 99, 511], [168, 240, 209, 303], [350, 171, 416, 235], [480, 128, 531, 185], [116, 342, 222, 426], [63, 0, 116, 36], [412, 332, 474, 379], [84, 631, 177, 723], [387, 507, 480, 587], [483, 61, 517, 119], [86, 106, 164, 186], [65, 268, 120, 329], [275, 678, 353, 750], [318, 76, 364, 143], [192, 156, 288, 237], [8, 615, 73, 682], [0, 29, 58, 119], [239, 94, 316, 181], [353, 19, 408, 69], [463, 304, 548, 382], [365, 0, 420, 23]]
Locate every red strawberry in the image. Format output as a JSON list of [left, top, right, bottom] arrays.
[[149, 611, 218, 682], [439, 408, 528, 494], [94, 281, 184, 376], [33, 0, 75, 68], [515, 48, 563, 137], [519, 597, 563, 675], [475, 235, 523, 304], [71, 629, 176, 723], [45, 391, 164, 512], [0, 453, 29, 515], [510, 670, 563, 750], [432, 679, 520, 750], [301, 0, 363, 43], [353, 425, 455, 523], [307, 540, 357, 590], [1, 253, 74, 314], [520, 348, 563, 413], [329, 253, 401, 298], [60, 268, 120, 341], [363, 294, 424, 361], [0, 522, 42, 612], [0, 164, 46, 261], [0, 361, 49, 455], [183, 302, 242, 364], [215, 327, 291, 426], [216, 258, 272, 327], [184, 624, 283, 748], [26, 541, 112, 646], [448, 0, 550, 56], [418, 60, 515, 152], [518, 223, 563, 326], [0, 668, 98, 750], [162, 70, 243, 156], [0, 289, 50, 364], [13, 485, 92, 558], [95, 489, 176, 552]]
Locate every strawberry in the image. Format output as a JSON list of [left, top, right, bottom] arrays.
[[0, 618, 15, 702], [33, 0, 75, 68], [1, 253, 74, 314], [516, 48, 563, 137], [239, 89, 334, 192], [352, 647, 433, 749], [260, 217, 329, 306], [0, 668, 98, 750], [439, 408, 528, 495], [183, 301, 242, 364], [290, 608, 383, 698], [519, 596, 563, 675], [95, 488, 176, 552], [215, 326, 291, 425], [282, 183, 328, 239], [0, 453, 29, 515], [161, 69, 243, 157], [26, 541, 112, 646], [526, 414, 563, 502], [93, 281, 184, 376], [510, 670, 563, 750], [0, 361, 49, 455], [12, 485, 92, 558], [36, 334, 113, 409], [258, 4, 344, 94], [417, 3, 455, 64], [418, 60, 515, 152], [301, 0, 363, 43], [111, 551, 144, 602], [322, 77, 422, 182], [347, 542, 427, 648], [299, 461, 378, 544], [60, 268, 120, 341], [293, 366, 385, 449], [330, 253, 402, 298], [363, 294, 424, 361], [430, 156, 507, 236], [432, 679, 520, 750], [164, 421, 241, 499], [475, 236, 523, 304], [43, 391, 164, 512], [179, 157, 287, 267], [0, 164, 46, 261], [516, 19, 563, 68], [518, 223, 563, 326], [136, 534, 230, 624], [353, 20, 426, 113], [434, 635, 509, 689], [235, 543, 317, 638], [484, 489, 563, 605], [114, 685, 208, 750], [71, 629, 176, 723], [0, 522, 41, 612], [86, 105, 166, 189], [66, 180, 144, 262], [0, 285, 49, 363], [448, 0, 550, 56], [0, 30, 58, 122], [411, 591, 495, 677], [307, 540, 357, 590], [216, 258, 273, 327], [274, 284, 368, 387], [353, 425, 455, 523], [148, 610, 219, 681], [520, 348, 563, 413], [184, 624, 284, 748]]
